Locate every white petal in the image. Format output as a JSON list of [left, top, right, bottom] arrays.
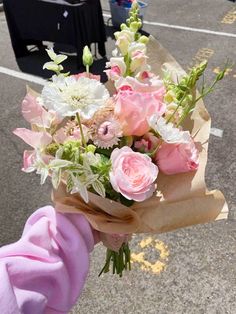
[[148, 115, 191, 143]]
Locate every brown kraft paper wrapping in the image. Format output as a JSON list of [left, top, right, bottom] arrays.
[[52, 36, 228, 234]]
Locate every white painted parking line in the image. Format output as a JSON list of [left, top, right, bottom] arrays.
[[0, 66, 45, 85], [210, 127, 224, 138], [103, 14, 236, 38]]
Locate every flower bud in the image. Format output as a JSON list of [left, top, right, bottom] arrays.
[[138, 35, 149, 44], [164, 90, 176, 103], [82, 46, 93, 67], [130, 21, 139, 32], [86, 144, 96, 154], [120, 23, 127, 30]]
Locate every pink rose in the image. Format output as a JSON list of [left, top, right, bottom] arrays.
[[156, 139, 199, 175], [115, 89, 166, 136], [110, 147, 158, 202]]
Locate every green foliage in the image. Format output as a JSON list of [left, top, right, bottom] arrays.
[[62, 140, 82, 162], [45, 143, 60, 156], [164, 61, 227, 126]]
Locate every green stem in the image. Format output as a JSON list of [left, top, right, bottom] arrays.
[[99, 243, 131, 277], [195, 79, 218, 103], [76, 112, 87, 148], [177, 90, 196, 127], [86, 64, 90, 74]]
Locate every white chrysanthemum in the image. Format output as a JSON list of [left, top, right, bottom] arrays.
[[148, 115, 191, 143], [41, 75, 109, 119]]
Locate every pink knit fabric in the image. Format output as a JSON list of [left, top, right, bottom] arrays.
[[0, 206, 94, 314]]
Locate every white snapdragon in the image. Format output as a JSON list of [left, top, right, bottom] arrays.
[[114, 29, 135, 56]]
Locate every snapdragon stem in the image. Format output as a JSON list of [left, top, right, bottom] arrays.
[[86, 65, 89, 74], [76, 112, 87, 148]]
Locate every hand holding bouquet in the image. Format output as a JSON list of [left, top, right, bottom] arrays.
[[14, 1, 227, 277]]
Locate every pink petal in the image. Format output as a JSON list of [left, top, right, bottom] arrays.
[[22, 150, 36, 171], [22, 93, 60, 128], [13, 128, 52, 149]]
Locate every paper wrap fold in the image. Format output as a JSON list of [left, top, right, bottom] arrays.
[[52, 36, 228, 234]]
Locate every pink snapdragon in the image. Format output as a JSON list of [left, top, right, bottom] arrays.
[[105, 57, 127, 81], [130, 50, 148, 73], [155, 138, 199, 175], [110, 147, 158, 202], [115, 89, 166, 136]]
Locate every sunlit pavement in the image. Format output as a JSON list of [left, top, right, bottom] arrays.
[[0, 1, 236, 313]]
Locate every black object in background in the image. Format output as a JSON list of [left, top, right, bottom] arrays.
[[3, 0, 107, 67]]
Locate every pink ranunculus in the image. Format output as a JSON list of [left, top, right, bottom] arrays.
[[110, 147, 158, 202], [155, 138, 199, 175], [73, 72, 100, 81], [115, 89, 166, 136]]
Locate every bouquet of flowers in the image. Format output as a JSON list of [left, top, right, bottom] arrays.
[[14, 2, 227, 277]]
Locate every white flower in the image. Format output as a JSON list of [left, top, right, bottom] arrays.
[[114, 29, 135, 55], [41, 75, 109, 119], [128, 42, 147, 56], [148, 115, 191, 143]]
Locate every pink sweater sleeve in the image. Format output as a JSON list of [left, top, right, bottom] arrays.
[[0, 206, 94, 314]]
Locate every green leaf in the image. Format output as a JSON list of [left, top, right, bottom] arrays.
[[51, 169, 62, 189], [46, 48, 57, 61], [39, 168, 49, 185], [92, 180, 106, 198], [120, 195, 134, 207], [54, 54, 68, 65], [49, 159, 72, 169]]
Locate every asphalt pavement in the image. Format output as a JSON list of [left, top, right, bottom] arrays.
[[0, 1, 236, 313]]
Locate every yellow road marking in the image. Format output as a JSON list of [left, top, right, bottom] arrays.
[[131, 237, 169, 274], [213, 66, 233, 76], [188, 48, 214, 70], [221, 7, 236, 24]]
